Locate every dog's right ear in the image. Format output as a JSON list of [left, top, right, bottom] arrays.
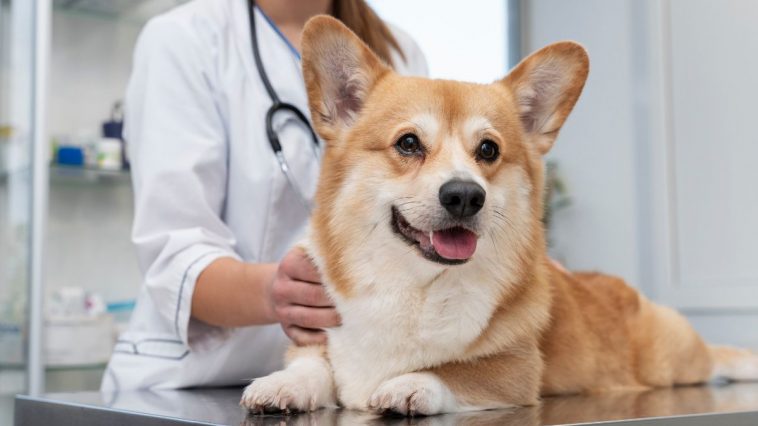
[[301, 16, 390, 142]]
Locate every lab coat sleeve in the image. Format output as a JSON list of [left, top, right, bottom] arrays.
[[125, 13, 237, 350]]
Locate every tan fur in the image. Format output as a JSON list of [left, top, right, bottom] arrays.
[[540, 269, 713, 394], [263, 16, 752, 413]]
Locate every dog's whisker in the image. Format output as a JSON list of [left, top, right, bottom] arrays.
[[489, 233, 503, 259]]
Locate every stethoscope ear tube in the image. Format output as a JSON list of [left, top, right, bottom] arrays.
[[248, 0, 279, 105]]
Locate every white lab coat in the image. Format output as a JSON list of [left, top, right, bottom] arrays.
[[101, 0, 428, 391]]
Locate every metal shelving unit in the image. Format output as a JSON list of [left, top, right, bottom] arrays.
[[53, 0, 189, 25], [50, 165, 130, 184]]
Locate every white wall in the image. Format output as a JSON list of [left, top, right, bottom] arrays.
[[523, 0, 758, 349], [522, 0, 643, 286], [368, 0, 507, 83], [664, 0, 758, 303]]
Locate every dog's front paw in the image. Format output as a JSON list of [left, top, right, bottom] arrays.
[[368, 373, 457, 416], [240, 370, 330, 414]]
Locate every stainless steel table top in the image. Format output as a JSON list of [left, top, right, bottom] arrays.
[[14, 382, 758, 425]]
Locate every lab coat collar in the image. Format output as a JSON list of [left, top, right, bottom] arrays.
[[228, 0, 308, 107]]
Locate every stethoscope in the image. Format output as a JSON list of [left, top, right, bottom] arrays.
[[247, 0, 321, 212]]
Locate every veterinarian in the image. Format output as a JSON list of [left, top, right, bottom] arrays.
[[101, 0, 428, 391]]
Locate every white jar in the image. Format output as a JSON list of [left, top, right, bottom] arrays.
[[96, 138, 122, 170]]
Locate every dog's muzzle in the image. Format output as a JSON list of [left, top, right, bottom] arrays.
[[391, 206, 479, 265]]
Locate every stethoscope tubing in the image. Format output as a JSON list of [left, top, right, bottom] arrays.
[[247, 0, 320, 212]]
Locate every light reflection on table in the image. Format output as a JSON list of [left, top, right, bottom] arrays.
[[33, 381, 758, 425]]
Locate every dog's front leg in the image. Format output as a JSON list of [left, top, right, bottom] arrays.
[[368, 347, 542, 415], [241, 345, 336, 413]]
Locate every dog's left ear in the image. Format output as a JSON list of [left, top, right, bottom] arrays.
[[301, 15, 390, 142], [502, 41, 589, 154]]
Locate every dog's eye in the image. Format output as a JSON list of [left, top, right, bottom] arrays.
[[476, 140, 499, 162], [395, 134, 422, 156]]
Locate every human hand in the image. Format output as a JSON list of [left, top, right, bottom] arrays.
[[268, 247, 341, 345]]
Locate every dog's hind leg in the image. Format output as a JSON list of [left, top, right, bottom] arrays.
[[240, 345, 336, 413], [631, 302, 714, 387]]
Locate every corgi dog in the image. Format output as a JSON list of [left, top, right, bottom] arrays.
[[241, 16, 758, 416]]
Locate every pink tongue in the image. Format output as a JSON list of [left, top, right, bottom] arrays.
[[431, 228, 478, 260]]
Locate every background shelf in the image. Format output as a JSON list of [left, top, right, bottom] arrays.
[[53, 0, 190, 26], [50, 165, 130, 185]]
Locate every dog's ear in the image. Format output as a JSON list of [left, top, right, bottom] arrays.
[[502, 41, 589, 154], [302, 16, 390, 142]]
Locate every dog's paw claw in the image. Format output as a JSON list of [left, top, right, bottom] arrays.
[[368, 373, 452, 416], [240, 372, 321, 414]]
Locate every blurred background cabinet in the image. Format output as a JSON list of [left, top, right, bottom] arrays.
[[523, 0, 758, 349]]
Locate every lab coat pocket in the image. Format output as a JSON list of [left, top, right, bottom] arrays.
[[104, 331, 192, 391], [113, 331, 189, 360]]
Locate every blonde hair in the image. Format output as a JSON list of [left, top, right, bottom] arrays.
[[332, 0, 406, 67]]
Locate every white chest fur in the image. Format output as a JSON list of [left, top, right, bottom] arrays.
[[326, 265, 502, 409]]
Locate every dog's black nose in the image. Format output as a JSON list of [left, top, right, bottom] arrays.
[[439, 179, 486, 218]]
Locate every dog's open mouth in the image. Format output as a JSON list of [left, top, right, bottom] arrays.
[[391, 206, 478, 265]]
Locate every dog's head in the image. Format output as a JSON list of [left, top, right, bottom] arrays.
[[302, 17, 588, 295]]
